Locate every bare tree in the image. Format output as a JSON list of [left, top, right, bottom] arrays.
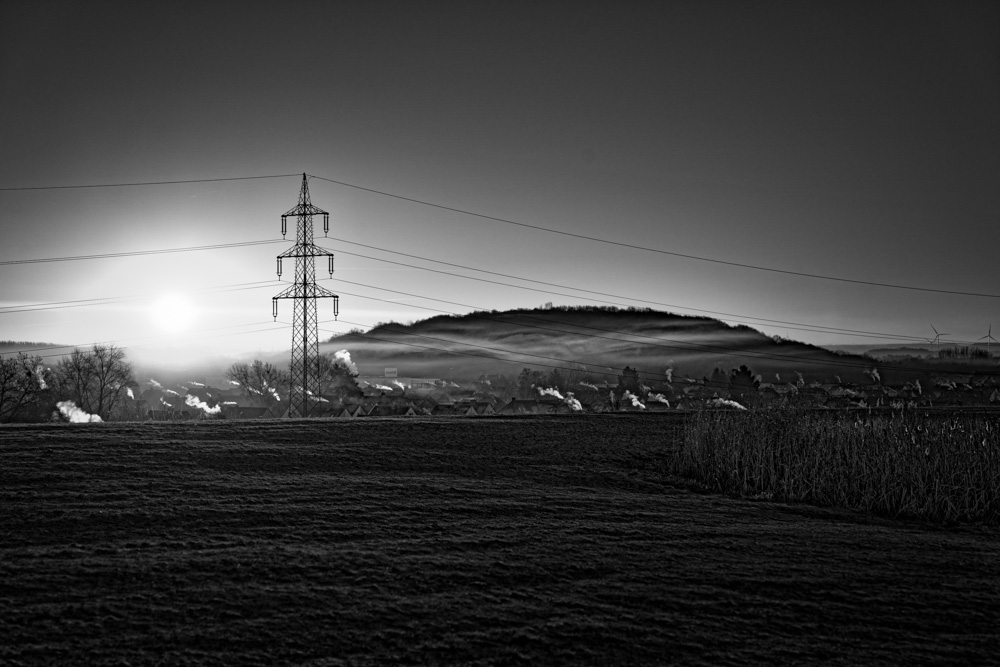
[[226, 360, 290, 407], [728, 365, 760, 408], [0, 353, 46, 423], [315, 353, 361, 400], [53, 344, 136, 420]]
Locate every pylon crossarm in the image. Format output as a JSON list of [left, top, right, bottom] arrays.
[[283, 203, 328, 217], [272, 284, 301, 300], [277, 244, 334, 258], [273, 283, 338, 299]]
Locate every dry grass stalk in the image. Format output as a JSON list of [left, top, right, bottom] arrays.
[[674, 408, 1000, 524]]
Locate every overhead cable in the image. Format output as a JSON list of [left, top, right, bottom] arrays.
[[0, 239, 286, 267], [323, 236, 945, 344], [322, 279, 989, 376], [0, 174, 299, 192], [309, 173, 1000, 299]]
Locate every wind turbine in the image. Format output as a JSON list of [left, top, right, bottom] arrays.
[[930, 325, 950, 355], [980, 325, 998, 356]]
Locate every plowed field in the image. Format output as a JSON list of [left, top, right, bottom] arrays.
[[2, 415, 998, 665]]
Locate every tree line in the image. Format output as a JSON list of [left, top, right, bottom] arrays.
[[0, 344, 137, 423], [1, 345, 363, 423], [223, 355, 361, 408]]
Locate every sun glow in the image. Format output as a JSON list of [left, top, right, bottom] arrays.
[[147, 293, 198, 334]]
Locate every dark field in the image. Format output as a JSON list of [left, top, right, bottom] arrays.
[[2, 416, 998, 665]]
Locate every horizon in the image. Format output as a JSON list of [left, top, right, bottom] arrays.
[[4, 303, 994, 387]]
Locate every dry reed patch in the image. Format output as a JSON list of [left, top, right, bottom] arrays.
[[675, 409, 1000, 524]]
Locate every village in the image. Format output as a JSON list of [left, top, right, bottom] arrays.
[[138, 365, 1000, 421]]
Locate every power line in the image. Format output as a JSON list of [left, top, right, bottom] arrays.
[[321, 318, 797, 394], [309, 173, 1000, 299], [0, 226, 977, 344], [321, 281, 921, 375], [328, 317, 694, 386], [0, 280, 283, 315], [323, 236, 946, 344], [314, 319, 842, 393], [0, 174, 299, 192], [0, 239, 286, 267], [321, 278, 998, 377], [321, 319, 640, 386], [6, 319, 287, 361]]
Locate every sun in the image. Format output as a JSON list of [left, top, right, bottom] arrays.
[[148, 293, 198, 334]]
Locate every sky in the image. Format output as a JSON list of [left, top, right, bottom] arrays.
[[1, 0, 998, 369]]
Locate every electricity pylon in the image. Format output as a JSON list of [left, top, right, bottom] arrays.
[[273, 173, 339, 418]]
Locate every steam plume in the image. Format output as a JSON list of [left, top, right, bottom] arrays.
[[708, 398, 746, 410], [160, 398, 173, 408], [268, 386, 280, 401], [376, 384, 394, 391], [126, 387, 135, 399], [185, 394, 221, 415], [334, 349, 358, 374], [623, 390, 645, 409], [664, 367, 673, 383], [578, 382, 599, 391], [149, 378, 163, 389], [34, 365, 47, 390], [564, 392, 583, 412], [538, 387, 564, 400], [223, 401, 238, 406], [648, 393, 670, 406], [865, 368, 881, 384], [189, 381, 205, 387], [795, 372, 805, 387], [57, 401, 102, 423], [228, 380, 240, 386], [392, 380, 406, 391], [165, 389, 180, 397]]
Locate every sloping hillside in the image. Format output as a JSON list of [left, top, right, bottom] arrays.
[[320, 306, 874, 384]]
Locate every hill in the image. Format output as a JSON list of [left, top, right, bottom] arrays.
[[0, 341, 64, 355], [320, 306, 877, 385]]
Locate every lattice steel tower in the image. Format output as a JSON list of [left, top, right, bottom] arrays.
[[273, 173, 339, 418]]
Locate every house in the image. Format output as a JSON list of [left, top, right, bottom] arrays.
[[472, 401, 496, 416], [757, 382, 799, 405], [682, 383, 717, 400], [825, 386, 860, 409], [430, 404, 470, 417], [498, 399, 553, 415], [221, 406, 272, 419], [332, 404, 365, 419], [145, 409, 192, 421], [795, 386, 829, 406], [367, 403, 418, 417]]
